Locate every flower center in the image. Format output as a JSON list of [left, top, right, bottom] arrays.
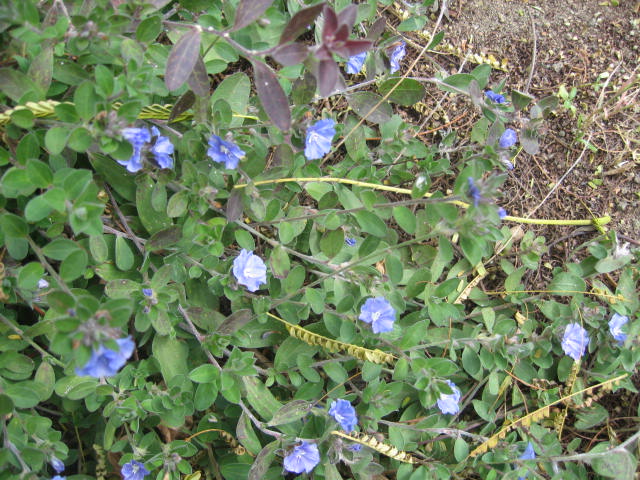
[[371, 311, 381, 322]]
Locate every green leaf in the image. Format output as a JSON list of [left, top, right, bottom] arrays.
[[136, 175, 172, 234], [152, 335, 189, 383], [136, 15, 163, 43], [0, 393, 14, 415], [236, 410, 263, 455], [4, 383, 41, 408], [167, 190, 189, 217], [105, 279, 141, 299], [189, 364, 221, 384], [283, 265, 305, 293], [0, 67, 43, 101], [439, 73, 475, 94], [211, 73, 251, 125], [217, 309, 253, 335], [0, 213, 28, 237], [320, 229, 344, 258], [511, 89, 533, 111], [115, 236, 135, 271], [45, 126, 70, 155], [347, 92, 393, 124], [378, 78, 425, 106], [1, 167, 37, 197], [60, 249, 88, 282], [460, 235, 483, 265], [393, 205, 416, 234], [67, 127, 93, 152], [26, 159, 53, 188], [10, 109, 35, 128], [34, 362, 55, 401], [353, 210, 388, 237], [89, 235, 109, 263], [549, 272, 586, 296], [591, 450, 636, 479], [147, 226, 182, 251], [28, 46, 53, 92], [54, 376, 97, 400], [269, 245, 290, 279], [89, 153, 136, 201], [17, 262, 44, 290], [248, 441, 278, 480], [74, 81, 98, 120], [267, 399, 312, 427]]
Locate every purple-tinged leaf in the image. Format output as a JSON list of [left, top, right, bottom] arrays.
[[347, 92, 393, 124], [165, 27, 202, 91], [332, 39, 372, 59], [271, 43, 309, 66], [169, 90, 196, 122], [226, 189, 244, 222], [279, 2, 325, 45], [332, 23, 349, 43], [322, 5, 338, 43], [253, 60, 291, 131], [367, 17, 386, 41], [232, 0, 274, 31], [337, 4, 357, 29], [248, 441, 278, 480], [318, 58, 339, 97], [187, 56, 210, 96], [217, 309, 252, 335]]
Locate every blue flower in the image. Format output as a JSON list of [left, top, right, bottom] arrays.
[[328, 399, 358, 432], [436, 380, 461, 415], [348, 444, 362, 452], [561, 323, 589, 361], [346, 52, 367, 74], [609, 313, 628, 344], [150, 127, 174, 169], [75, 337, 135, 378], [498, 207, 507, 219], [232, 249, 267, 292], [283, 441, 320, 474], [499, 128, 518, 148], [120, 127, 151, 173], [467, 177, 481, 207], [52, 476, 66, 480], [207, 134, 245, 169], [389, 41, 406, 73], [121, 460, 150, 480], [50, 457, 64, 473], [304, 119, 335, 160], [485, 90, 506, 103], [142, 288, 153, 297], [38, 278, 49, 289], [517, 442, 536, 480], [345, 237, 356, 246], [358, 297, 396, 333]]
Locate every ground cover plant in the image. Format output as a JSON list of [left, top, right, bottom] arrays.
[[0, 1, 638, 479]]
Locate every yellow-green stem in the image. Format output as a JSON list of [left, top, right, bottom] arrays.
[[233, 177, 611, 228]]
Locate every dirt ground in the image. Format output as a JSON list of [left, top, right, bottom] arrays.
[[388, 0, 639, 256]]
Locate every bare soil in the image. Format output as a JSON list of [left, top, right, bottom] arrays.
[[390, 0, 640, 249]]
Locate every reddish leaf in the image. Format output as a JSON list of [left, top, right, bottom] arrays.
[[226, 189, 244, 223], [318, 58, 338, 97], [322, 5, 338, 43], [169, 91, 195, 122], [337, 4, 357, 29], [187, 56, 209, 96], [332, 39, 372, 59], [165, 27, 202, 91], [271, 43, 309, 66], [232, 0, 274, 31], [252, 60, 291, 131], [366, 17, 386, 41], [279, 2, 325, 44]]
